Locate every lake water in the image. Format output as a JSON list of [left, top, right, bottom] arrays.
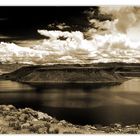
[[0, 78, 140, 125]]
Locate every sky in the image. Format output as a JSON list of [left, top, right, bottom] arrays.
[[0, 6, 140, 65], [0, 7, 91, 37]]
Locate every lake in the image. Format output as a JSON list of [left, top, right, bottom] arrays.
[[0, 78, 140, 125]]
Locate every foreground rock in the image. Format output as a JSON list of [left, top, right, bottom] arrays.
[[0, 105, 140, 134]]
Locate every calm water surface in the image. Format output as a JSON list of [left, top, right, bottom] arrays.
[[0, 78, 140, 125]]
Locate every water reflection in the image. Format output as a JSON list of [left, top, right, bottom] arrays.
[[0, 79, 140, 125], [0, 80, 32, 91], [98, 78, 140, 93]]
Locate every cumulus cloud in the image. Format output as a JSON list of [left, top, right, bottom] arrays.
[[0, 6, 140, 65], [99, 6, 140, 38], [48, 23, 70, 30], [0, 29, 140, 65]]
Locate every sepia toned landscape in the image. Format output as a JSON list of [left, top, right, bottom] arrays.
[[0, 6, 140, 134]]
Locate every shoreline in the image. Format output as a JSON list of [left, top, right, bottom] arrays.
[[0, 105, 140, 134]]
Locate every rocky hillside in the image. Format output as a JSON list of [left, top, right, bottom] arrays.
[[0, 105, 140, 134]]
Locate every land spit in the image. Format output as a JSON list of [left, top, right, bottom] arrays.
[[0, 63, 128, 89]]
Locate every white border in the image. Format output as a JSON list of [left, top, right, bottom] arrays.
[[0, 0, 140, 6], [1, 135, 140, 140]]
